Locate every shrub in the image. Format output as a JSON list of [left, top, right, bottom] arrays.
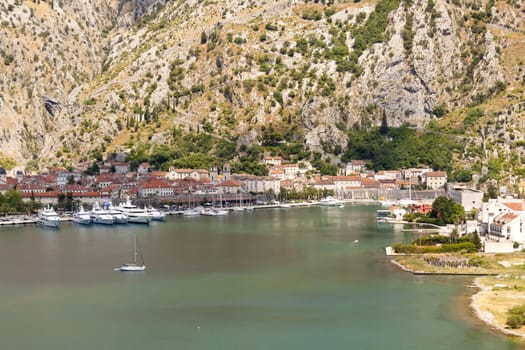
[[392, 243, 418, 254], [302, 9, 322, 21], [507, 314, 523, 329], [265, 23, 279, 31]]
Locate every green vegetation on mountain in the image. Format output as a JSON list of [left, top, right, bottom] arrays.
[[0, 0, 523, 190], [342, 125, 460, 171]]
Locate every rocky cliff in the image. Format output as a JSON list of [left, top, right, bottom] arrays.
[[0, 0, 523, 180]]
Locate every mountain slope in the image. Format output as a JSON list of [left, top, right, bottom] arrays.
[[0, 0, 524, 184]]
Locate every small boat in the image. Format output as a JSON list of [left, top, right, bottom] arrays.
[[72, 205, 92, 225], [183, 206, 204, 216], [380, 200, 397, 207], [90, 202, 115, 225], [201, 207, 228, 216], [38, 205, 61, 228], [117, 232, 145, 272], [279, 203, 291, 208], [319, 197, 344, 207], [146, 206, 166, 221]]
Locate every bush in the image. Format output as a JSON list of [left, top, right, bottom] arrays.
[[265, 23, 279, 31], [392, 243, 418, 254], [437, 242, 477, 253], [506, 314, 523, 329], [506, 305, 525, 329], [302, 9, 322, 21], [411, 235, 449, 245]]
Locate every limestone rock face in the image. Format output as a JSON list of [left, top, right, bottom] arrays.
[[0, 0, 519, 169]]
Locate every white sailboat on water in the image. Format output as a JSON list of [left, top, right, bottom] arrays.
[[117, 232, 145, 271]]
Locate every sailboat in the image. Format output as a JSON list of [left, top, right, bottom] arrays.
[[117, 232, 146, 271]]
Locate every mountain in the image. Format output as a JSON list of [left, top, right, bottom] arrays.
[[0, 0, 523, 183]]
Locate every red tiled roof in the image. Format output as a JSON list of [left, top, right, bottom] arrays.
[[333, 176, 362, 182], [218, 179, 243, 187], [139, 180, 172, 189], [426, 171, 447, 177], [503, 202, 523, 211]]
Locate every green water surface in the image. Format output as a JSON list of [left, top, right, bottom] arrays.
[[0, 206, 519, 350]]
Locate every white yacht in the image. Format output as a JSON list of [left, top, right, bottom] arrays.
[[105, 204, 129, 224], [90, 202, 115, 225], [183, 206, 204, 216], [146, 206, 166, 221], [38, 206, 61, 228], [319, 196, 344, 207], [72, 205, 92, 225], [201, 207, 228, 216], [380, 199, 398, 207], [116, 197, 151, 224]]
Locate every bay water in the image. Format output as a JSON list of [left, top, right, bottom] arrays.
[[0, 205, 520, 349]]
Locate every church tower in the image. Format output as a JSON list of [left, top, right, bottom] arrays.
[[210, 166, 218, 183], [222, 163, 231, 181]]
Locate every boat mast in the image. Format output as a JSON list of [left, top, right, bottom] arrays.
[[133, 233, 138, 265]]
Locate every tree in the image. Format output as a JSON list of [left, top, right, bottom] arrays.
[[379, 110, 388, 134], [487, 183, 498, 199], [200, 31, 208, 44], [469, 230, 481, 248], [430, 196, 465, 226]]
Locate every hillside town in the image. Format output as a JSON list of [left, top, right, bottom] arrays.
[[0, 155, 451, 207], [4, 154, 525, 254]]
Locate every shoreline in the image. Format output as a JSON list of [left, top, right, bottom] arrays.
[[469, 279, 525, 338], [391, 258, 525, 340]]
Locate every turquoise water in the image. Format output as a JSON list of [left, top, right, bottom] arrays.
[[0, 206, 519, 349]]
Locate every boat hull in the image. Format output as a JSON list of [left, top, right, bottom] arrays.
[[38, 219, 60, 227], [92, 217, 115, 225], [128, 216, 150, 224], [118, 264, 145, 271], [72, 217, 91, 225]]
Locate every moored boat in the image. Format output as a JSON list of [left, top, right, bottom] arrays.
[[319, 196, 344, 207], [72, 205, 92, 225], [201, 207, 228, 216], [115, 197, 151, 224], [90, 202, 115, 225], [38, 206, 61, 228], [146, 206, 166, 221], [105, 204, 129, 224]]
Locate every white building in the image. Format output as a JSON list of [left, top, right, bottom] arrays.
[[480, 198, 523, 226], [138, 180, 174, 198], [216, 179, 244, 194], [449, 187, 484, 212], [424, 171, 447, 189], [333, 176, 362, 196], [488, 212, 525, 243], [263, 155, 282, 166], [374, 170, 402, 181], [167, 168, 209, 181], [345, 160, 367, 175], [234, 175, 280, 195]]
